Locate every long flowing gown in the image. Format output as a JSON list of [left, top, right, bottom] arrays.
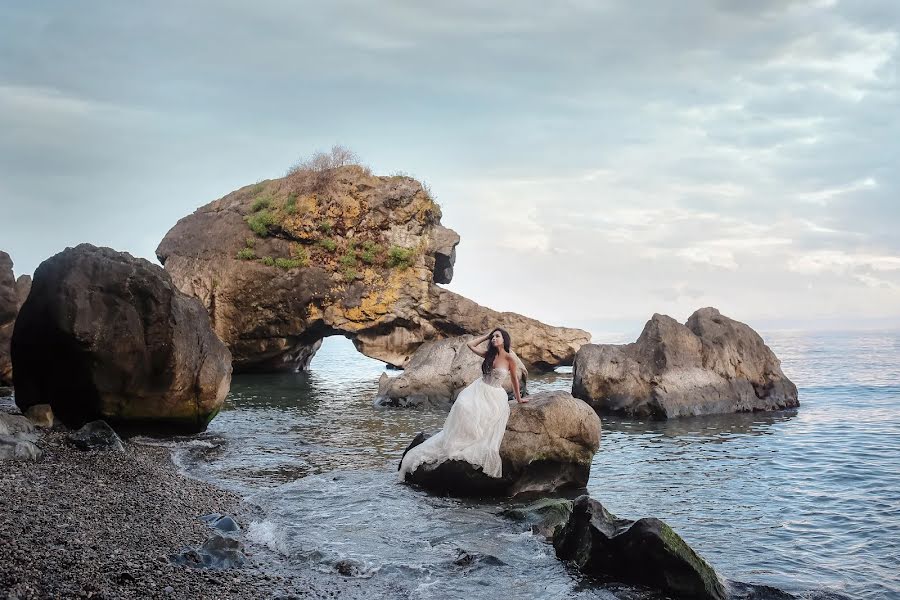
[[398, 367, 512, 480]]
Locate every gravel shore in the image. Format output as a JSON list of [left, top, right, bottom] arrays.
[[0, 422, 366, 599]]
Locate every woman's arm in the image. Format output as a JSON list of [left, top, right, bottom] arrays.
[[466, 332, 491, 358], [507, 355, 526, 403]]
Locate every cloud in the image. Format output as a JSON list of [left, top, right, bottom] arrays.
[[0, 0, 898, 333]]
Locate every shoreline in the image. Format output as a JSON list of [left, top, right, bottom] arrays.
[[0, 416, 367, 599]]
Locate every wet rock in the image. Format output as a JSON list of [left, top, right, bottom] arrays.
[[573, 307, 798, 418], [402, 391, 600, 497], [170, 534, 247, 569], [199, 513, 240, 533], [12, 244, 232, 432], [451, 549, 506, 569], [25, 404, 54, 428], [0, 434, 41, 461], [68, 420, 125, 452], [502, 497, 574, 539], [554, 495, 726, 600], [374, 335, 528, 408]]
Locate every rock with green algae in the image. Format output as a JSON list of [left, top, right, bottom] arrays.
[[502, 497, 574, 538], [553, 495, 726, 600], [156, 164, 590, 373], [12, 244, 231, 433]]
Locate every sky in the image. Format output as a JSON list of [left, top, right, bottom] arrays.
[[1, 0, 898, 339]]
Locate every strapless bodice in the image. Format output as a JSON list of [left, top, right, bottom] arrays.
[[482, 367, 509, 388]]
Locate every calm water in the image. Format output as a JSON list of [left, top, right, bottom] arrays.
[[166, 331, 900, 600]]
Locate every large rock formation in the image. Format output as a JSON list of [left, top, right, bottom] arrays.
[[12, 244, 232, 432], [156, 165, 589, 372], [0, 251, 28, 386], [401, 390, 600, 496], [373, 335, 528, 408], [572, 307, 798, 418], [554, 495, 726, 600]]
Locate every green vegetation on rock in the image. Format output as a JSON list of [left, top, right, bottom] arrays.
[[320, 238, 337, 252], [275, 257, 303, 270], [236, 248, 256, 260], [339, 252, 357, 268], [284, 193, 298, 215], [318, 220, 333, 234], [251, 195, 272, 212], [246, 210, 276, 236], [387, 246, 415, 269], [260, 256, 275, 266]]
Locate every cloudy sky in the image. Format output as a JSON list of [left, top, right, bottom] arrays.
[[1, 1, 898, 338]]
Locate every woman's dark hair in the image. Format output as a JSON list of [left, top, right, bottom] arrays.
[[482, 328, 512, 374]]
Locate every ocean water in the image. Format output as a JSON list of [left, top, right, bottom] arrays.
[[167, 330, 900, 600]]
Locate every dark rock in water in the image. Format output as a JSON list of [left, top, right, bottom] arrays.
[[333, 559, 368, 577], [502, 497, 574, 539], [199, 513, 240, 533], [68, 420, 125, 452], [0, 434, 41, 461], [726, 581, 797, 599], [451, 549, 506, 569], [397, 431, 431, 470], [572, 307, 798, 418], [554, 495, 726, 600], [11, 244, 232, 433], [401, 391, 601, 497], [170, 534, 246, 569]]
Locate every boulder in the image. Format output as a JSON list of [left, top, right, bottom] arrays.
[[170, 534, 247, 569], [156, 166, 589, 373], [0, 435, 41, 461], [373, 335, 527, 408], [0, 413, 35, 435], [572, 308, 798, 418], [68, 420, 125, 452], [24, 404, 54, 429], [0, 251, 21, 386], [12, 245, 232, 432], [554, 495, 726, 600], [401, 390, 600, 496]]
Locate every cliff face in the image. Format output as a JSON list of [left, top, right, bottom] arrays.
[[157, 165, 589, 372]]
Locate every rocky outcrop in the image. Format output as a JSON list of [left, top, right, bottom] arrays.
[[0, 251, 23, 386], [12, 245, 232, 432], [156, 165, 589, 373], [554, 496, 726, 600], [373, 335, 527, 408], [401, 390, 600, 496], [0, 412, 41, 461], [572, 307, 798, 418]]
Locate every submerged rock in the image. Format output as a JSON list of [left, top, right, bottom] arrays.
[[402, 390, 600, 496], [374, 335, 528, 408], [502, 497, 574, 539], [170, 534, 247, 570], [554, 495, 726, 600], [572, 307, 798, 418], [68, 420, 125, 452], [12, 244, 232, 432], [157, 165, 589, 373]]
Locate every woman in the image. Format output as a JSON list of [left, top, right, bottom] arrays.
[[398, 328, 527, 481]]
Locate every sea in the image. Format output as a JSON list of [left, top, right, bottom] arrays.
[[161, 330, 899, 600]]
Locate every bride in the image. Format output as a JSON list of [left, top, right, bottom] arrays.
[[398, 328, 526, 481]]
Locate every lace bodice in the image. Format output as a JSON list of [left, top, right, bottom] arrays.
[[482, 367, 509, 388]]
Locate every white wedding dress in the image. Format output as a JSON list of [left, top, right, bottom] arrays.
[[398, 367, 512, 480]]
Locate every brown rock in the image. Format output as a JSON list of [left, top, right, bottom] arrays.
[[0, 251, 18, 385], [12, 244, 232, 432], [156, 166, 589, 373], [25, 404, 54, 428], [402, 390, 601, 496], [572, 307, 799, 418], [373, 335, 527, 408]]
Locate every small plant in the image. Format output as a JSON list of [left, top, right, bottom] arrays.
[[245, 237, 256, 248], [275, 257, 303, 270], [343, 267, 359, 282], [290, 243, 309, 265], [339, 252, 357, 268], [319, 238, 337, 252], [260, 256, 275, 266], [236, 248, 256, 260], [387, 246, 415, 269], [318, 220, 333, 234], [251, 195, 272, 212], [360, 249, 377, 265], [284, 193, 298, 215], [246, 210, 276, 236]]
